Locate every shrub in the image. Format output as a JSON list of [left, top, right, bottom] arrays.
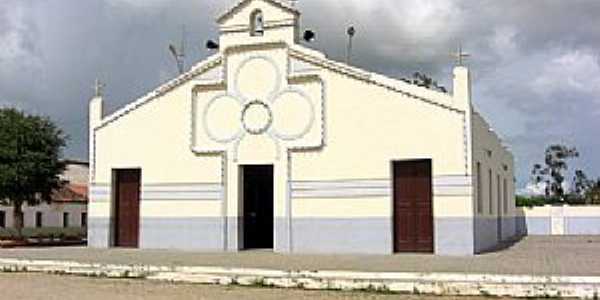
[[0, 227, 86, 240], [516, 195, 547, 207]]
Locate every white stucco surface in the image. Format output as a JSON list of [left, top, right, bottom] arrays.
[[89, 0, 514, 254]]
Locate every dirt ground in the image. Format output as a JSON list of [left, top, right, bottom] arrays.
[[0, 273, 521, 300]]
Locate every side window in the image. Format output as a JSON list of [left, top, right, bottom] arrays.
[[0, 211, 5, 228], [35, 212, 43, 228], [250, 10, 264, 36], [497, 174, 501, 214], [503, 178, 508, 214], [82, 212, 88, 227], [63, 212, 70, 228], [488, 169, 493, 215], [476, 162, 482, 214]]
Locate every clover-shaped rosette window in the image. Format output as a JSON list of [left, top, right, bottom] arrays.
[[192, 55, 324, 161]]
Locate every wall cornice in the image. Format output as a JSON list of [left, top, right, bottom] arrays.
[[289, 45, 463, 114]]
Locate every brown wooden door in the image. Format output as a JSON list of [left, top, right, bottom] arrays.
[[393, 160, 433, 253], [114, 169, 141, 248]]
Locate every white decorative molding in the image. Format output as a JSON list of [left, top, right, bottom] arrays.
[[142, 183, 223, 201], [221, 19, 297, 34], [191, 54, 324, 161], [270, 88, 315, 141], [462, 113, 470, 175], [433, 175, 473, 186], [288, 45, 463, 114], [291, 179, 390, 199], [233, 56, 282, 102], [292, 175, 473, 199], [203, 93, 244, 143], [285, 74, 326, 152], [241, 100, 273, 135], [433, 175, 473, 197], [90, 183, 223, 202]]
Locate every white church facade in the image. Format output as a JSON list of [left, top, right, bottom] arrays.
[[88, 0, 515, 255]]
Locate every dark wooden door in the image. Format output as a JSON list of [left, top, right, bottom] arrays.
[[243, 165, 274, 249], [393, 160, 433, 253], [114, 169, 141, 248]]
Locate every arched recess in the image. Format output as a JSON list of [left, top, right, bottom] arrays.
[[250, 9, 264, 36]]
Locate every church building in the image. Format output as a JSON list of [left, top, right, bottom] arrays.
[[88, 0, 516, 255]]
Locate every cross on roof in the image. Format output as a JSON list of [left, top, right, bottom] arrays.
[[289, 0, 298, 7], [452, 43, 470, 66], [93, 79, 105, 97]]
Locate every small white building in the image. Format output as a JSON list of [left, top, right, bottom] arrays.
[[0, 160, 89, 231], [88, 0, 515, 255]]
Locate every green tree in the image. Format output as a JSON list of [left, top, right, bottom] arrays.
[[586, 181, 600, 204], [531, 144, 579, 200], [572, 170, 600, 205], [408, 72, 448, 93], [573, 170, 592, 196], [0, 108, 67, 238]]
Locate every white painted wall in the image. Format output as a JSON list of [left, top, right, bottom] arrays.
[[0, 202, 87, 228], [472, 109, 516, 252], [517, 205, 600, 235], [89, 0, 515, 255]]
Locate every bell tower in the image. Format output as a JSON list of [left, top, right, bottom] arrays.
[[217, 0, 301, 50]]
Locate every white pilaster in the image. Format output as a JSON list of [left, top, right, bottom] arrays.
[[453, 66, 471, 111], [89, 96, 103, 183], [453, 66, 475, 219]]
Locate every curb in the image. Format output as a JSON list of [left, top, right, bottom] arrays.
[[1, 258, 599, 298]]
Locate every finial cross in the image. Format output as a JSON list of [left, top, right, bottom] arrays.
[[93, 79, 105, 97], [452, 43, 470, 66]]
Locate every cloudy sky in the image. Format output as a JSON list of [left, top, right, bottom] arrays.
[[1, 0, 599, 190]]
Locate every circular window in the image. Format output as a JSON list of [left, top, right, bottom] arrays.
[[241, 100, 272, 135]]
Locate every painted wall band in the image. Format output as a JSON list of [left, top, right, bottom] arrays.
[[291, 176, 472, 199], [89, 183, 223, 202]]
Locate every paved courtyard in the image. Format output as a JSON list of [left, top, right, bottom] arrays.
[[1, 236, 599, 276]]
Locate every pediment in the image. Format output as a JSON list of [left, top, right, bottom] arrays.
[[217, 0, 299, 27]]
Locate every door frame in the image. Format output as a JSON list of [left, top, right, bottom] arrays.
[[240, 164, 275, 250], [111, 168, 141, 248], [390, 159, 434, 253]]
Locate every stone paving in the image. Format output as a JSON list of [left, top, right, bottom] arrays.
[[0, 236, 599, 276]]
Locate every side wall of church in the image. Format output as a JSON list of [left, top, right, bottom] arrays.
[[471, 112, 516, 253], [288, 65, 475, 255]]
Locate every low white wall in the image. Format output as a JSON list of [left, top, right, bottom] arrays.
[[0, 203, 87, 229], [517, 205, 600, 235]]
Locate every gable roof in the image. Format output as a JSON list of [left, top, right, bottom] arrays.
[[96, 42, 460, 135], [52, 184, 88, 203], [217, 0, 300, 24], [94, 54, 223, 131]]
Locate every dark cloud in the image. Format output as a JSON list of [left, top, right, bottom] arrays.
[[1, 0, 599, 189]]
